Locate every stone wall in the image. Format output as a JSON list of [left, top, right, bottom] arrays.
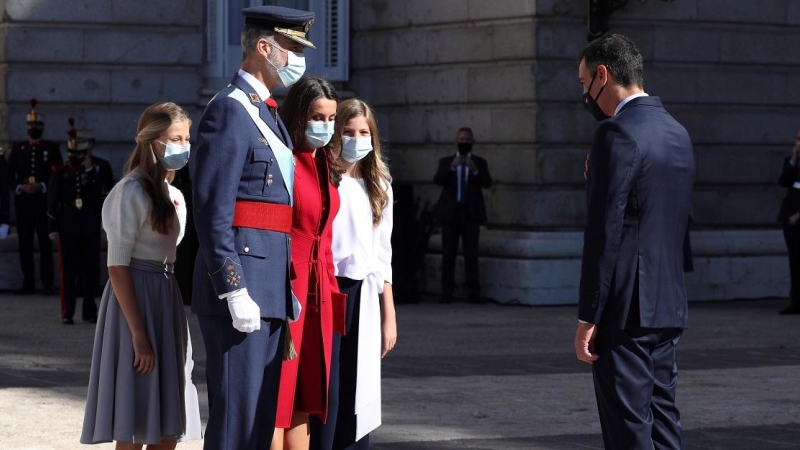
[[0, 0, 205, 290], [350, 0, 796, 230], [349, 0, 797, 303], [0, 0, 205, 176]]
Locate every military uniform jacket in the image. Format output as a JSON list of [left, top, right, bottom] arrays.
[[191, 74, 295, 320], [90, 155, 116, 198], [8, 139, 62, 192], [47, 161, 103, 236]]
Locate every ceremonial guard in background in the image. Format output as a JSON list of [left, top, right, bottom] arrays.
[[48, 119, 102, 324], [9, 99, 62, 295]]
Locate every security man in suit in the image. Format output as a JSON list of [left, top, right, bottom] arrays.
[[191, 6, 315, 449], [9, 99, 62, 295], [433, 127, 493, 303], [574, 34, 695, 450], [48, 123, 102, 324]]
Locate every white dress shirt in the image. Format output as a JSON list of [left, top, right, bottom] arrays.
[[237, 69, 272, 101], [614, 92, 649, 116]]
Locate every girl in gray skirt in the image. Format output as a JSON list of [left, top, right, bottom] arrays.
[[81, 102, 202, 449]]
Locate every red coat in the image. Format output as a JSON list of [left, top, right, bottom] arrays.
[[275, 149, 344, 427]]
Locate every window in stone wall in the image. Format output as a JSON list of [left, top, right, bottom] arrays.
[[205, 0, 349, 82]]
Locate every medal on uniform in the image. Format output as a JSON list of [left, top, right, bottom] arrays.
[[27, 176, 35, 184], [75, 198, 83, 209], [268, 174, 273, 187]]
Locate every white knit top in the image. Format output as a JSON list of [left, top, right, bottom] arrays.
[[102, 170, 186, 266]]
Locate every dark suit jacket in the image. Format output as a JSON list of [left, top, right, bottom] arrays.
[[191, 73, 294, 320], [579, 96, 695, 330], [777, 156, 800, 224], [433, 153, 492, 224]]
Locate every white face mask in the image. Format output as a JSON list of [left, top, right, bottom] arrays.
[[341, 136, 373, 163], [305, 121, 335, 148], [267, 43, 306, 87], [155, 140, 190, 171]]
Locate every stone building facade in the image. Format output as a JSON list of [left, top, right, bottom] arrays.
[[349, 0, 795, 304], [0, 0, 793, 304]]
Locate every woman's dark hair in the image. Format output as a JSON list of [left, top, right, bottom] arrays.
[[578, 34, 644, 88], [279, 76, 343, 186]]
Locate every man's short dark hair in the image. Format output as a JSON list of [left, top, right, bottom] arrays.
[[578, 34, 644, 88], [457, 127, 473, 136], [241, 24, 276, 60]]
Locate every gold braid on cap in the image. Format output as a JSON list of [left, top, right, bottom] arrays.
[[67, 118, 78, 150], [274, 26, 308, 39], [27, 98, 40, 123]]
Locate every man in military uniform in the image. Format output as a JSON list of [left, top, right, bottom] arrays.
[[191, 5, 315, 449], [74, 123, 115, 298], [48, 123, 102, 324], [9, 99, 62, 295]]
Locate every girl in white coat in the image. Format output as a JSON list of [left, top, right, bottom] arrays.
[[309, 98, 397, 450]]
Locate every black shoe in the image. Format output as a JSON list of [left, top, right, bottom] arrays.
[[61, 317, 74, 325], [82, 316, 97, 324], [14, 286, 34, 295], [779, 306, 800, 315], [42, 287, 57, 296], [468, 295, 485, 304], [439, 295, 453, 304]]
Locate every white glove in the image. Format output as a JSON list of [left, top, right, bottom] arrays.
[[225, 288, 261, 333], [0, 224, 9, 240]]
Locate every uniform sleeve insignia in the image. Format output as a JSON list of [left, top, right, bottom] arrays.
[[226, 270, 242, 287]]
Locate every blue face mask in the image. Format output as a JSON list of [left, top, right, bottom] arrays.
[[155, 140, 190, 171], [305, 121, 335, 148], [341, 136, 373, 163], [267, 43, 306, 88]]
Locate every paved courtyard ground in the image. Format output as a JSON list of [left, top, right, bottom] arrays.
[[1, 294, 799, 449]]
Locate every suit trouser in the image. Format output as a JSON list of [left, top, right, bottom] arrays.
[[198, 315, 285, 450], [592, 327, 684, 450], [59, 233, 99, 320], [441, 205, 480, 298], [783, 224, 800, 308], [310, 277, 369, 450], [16, 193, 53, 290]]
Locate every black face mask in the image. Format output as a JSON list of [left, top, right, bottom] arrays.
[[457, 142, 472, 154], [27, 127, 43, 140], [69, 156, 83, 166], [582, 70, 609, 122], [68, 152, 86, 166]]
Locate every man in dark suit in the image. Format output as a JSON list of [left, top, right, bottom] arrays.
[[191, 5, 314, 449], [434, 127, 492, 303], [8, 99, 62, 295], [573, 34, 695, 450]]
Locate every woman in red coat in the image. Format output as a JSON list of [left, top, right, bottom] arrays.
[[272, 76, 346, 450]]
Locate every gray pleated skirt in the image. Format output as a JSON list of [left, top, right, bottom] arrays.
[[80, 258, 202, 445]]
